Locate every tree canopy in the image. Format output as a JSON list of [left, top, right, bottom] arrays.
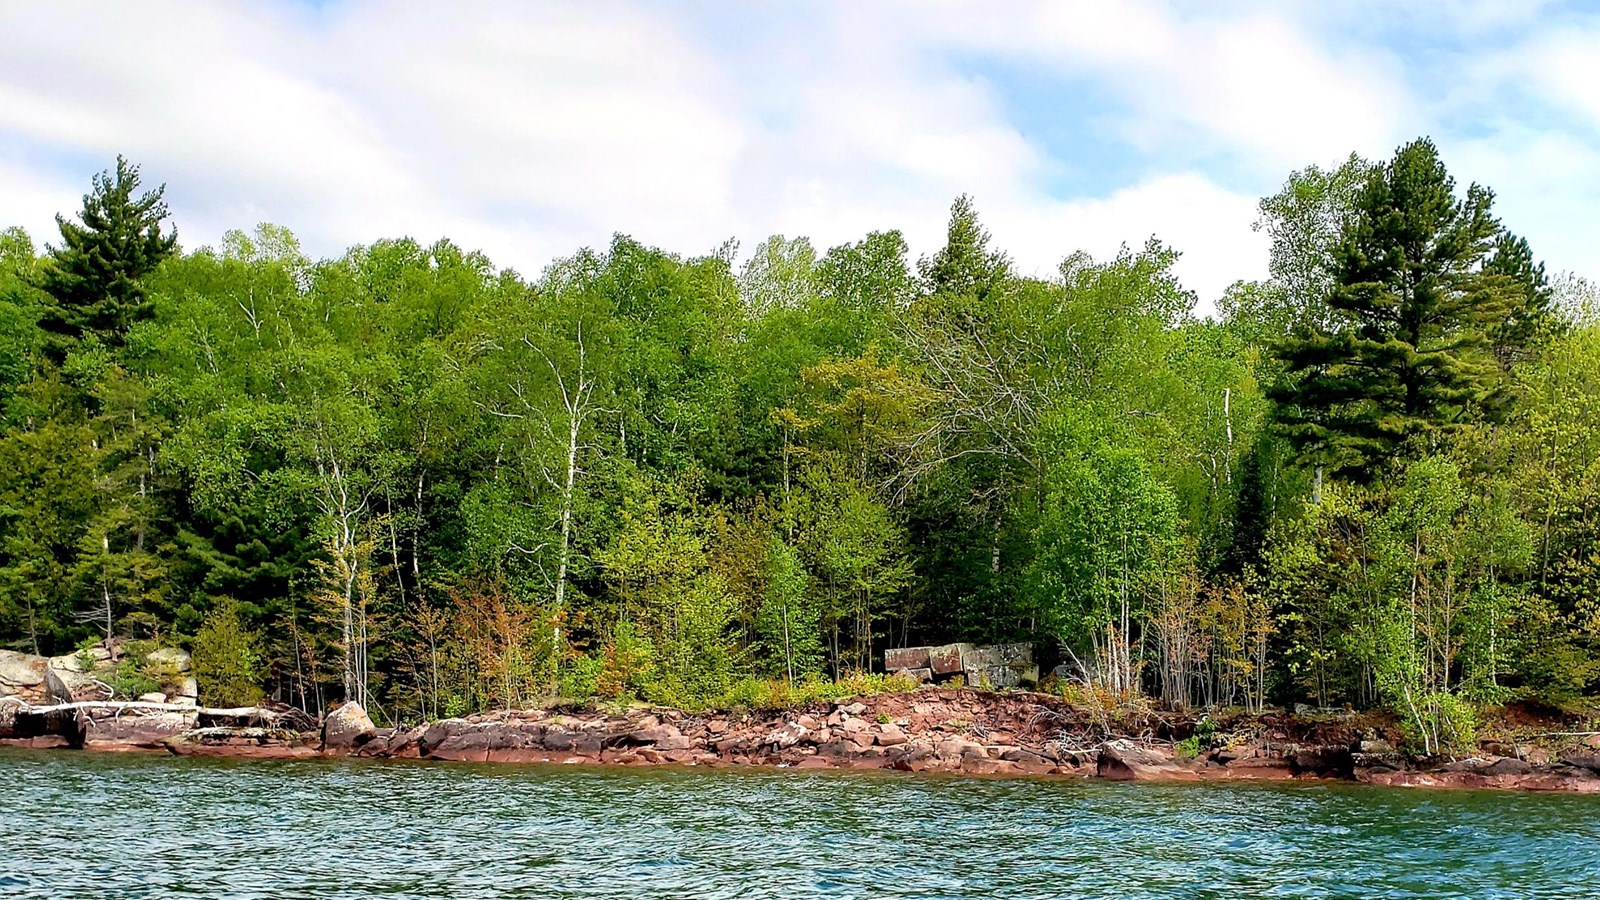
[[2, 143, 1596, 748]]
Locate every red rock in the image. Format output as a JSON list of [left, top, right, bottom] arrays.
[[1097, 740, 1198, 782], [322, 703, 376, 751], [876, 725, 908, 746]]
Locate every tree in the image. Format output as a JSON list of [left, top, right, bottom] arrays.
[[1270, 138, 1524, 480], [192, 597, 266, 707], [918, 194, 1010, 302], [1031, 416, 1181, 694], [755, 537, 823, 682], [1223, 154, 1375, 343], [38, 156, 178, 358]]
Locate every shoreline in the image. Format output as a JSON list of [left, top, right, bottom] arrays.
[[5, 688, 1600, 793]]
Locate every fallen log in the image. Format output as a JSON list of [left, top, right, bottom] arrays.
[[2, 700, 296, 744], [14, 700, 279, 721]]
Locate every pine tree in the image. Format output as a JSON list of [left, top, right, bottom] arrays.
[[1269, 138, 1524, 480], [918, 194, 1009, 302], [38, 156, 177, 359], [1483, 230, 1555, 367]]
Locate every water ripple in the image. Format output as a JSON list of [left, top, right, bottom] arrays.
[[1, 749, 1597, 899]]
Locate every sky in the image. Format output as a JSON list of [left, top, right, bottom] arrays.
[[2, 0, 1598, 314]]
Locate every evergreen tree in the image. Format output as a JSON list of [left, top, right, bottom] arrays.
[[1484, 230, 1555, 367], [1270, 138, 1522, 479], [918, 194, 1010, 303], [38, 156, 178, 358]]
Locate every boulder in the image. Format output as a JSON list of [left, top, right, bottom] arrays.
[[960, 643, 1036, 689], [146, 647, 193, 673], [927, 643, 974, 676], [893, 667, 934, 683], [876, 724, 908, 746], [0, 650, 47, 696], [883, 647, 931, 671], [1097, 739, 1197, 782], [627, 724, 692, 752], [47, 653, 87, 673], [138, 692, 169, 704], [323, 702, 377, 750]]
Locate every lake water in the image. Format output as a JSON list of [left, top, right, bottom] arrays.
[[1, 749, 1596, 899]]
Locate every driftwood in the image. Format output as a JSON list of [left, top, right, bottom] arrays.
[[1, 699, 301, 741], [17, 700, 261, 716]]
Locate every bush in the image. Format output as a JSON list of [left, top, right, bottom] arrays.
[[596, 621, 655, 701], [191, 598, 266, 708], [1399, 692, 1479, 756], [559, 654, 602, 700], [104, 659, 160, 699], [709, 671, 920, 712]]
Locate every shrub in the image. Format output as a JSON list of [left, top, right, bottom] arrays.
[[559, 654, 602, 700], [104, 659, 160, 699], [1399, 692, 1479, 756], [191, 598, 266, 708]]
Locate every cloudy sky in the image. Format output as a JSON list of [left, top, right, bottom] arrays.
[[2, 1, 1597, 311]]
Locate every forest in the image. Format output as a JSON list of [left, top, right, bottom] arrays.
[[2, 137, 1597, 751]]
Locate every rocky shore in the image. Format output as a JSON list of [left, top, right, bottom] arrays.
[[7, 682, 1600, 793]]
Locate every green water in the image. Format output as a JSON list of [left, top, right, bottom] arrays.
[[0, 749, 1595, 899]]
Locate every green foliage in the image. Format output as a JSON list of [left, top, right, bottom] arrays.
[[1270, 138, 1525, 479], [713, 672, 919, 713], [1, 150, 1595, 726], [38, 157, 178, 358], [192, 598, 266, 707], [1398, 692, 1479, 756]]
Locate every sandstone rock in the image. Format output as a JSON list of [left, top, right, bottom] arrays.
[[883, 647, 930, 671], [47, 653, 86, 673], [323, 702, 376, 750], [1097, 739, 1197, 782], [1289, 746, 1352, 776], [764, 721, 808, 748], [893, 667, 934, 683], [627, 724, 692, 751], [178, 677, 199, 699], [0, 650, 47, 694], [839, 702, 866, 716], [146, 647, 192, 673], [83, 710, 194, 749], [1483, 757, 1533, 777], [927, 643, 974, 676], [1560, 753, 1600, 774], [876, 725, 908, 746], [138, 692, 168, 704]]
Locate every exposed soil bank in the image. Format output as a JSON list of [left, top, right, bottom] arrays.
[[6, 689, 1600, 792]]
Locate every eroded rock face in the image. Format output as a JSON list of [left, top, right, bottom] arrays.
[[323, 702, 377, 751], [83, 711, 196, 750]]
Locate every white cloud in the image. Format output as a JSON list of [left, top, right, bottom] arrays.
[[0, 0, 1594, 316]]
